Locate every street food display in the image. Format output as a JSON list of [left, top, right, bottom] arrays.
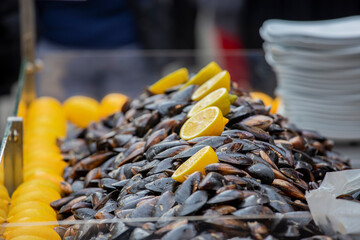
[[0, 62, 350, 239]]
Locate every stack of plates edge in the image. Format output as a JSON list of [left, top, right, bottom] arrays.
[[261, 16, 360, 141]]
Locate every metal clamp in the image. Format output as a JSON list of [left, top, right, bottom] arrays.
[[3, 117, 23, 194]]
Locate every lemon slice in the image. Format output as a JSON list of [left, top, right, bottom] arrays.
[[180, 61, 222, 90], [180, 106, 228, 140], [187, 88, 232, 117], [191, 70, 230, 101], [172, 146, 218, 182], [249, 91, 273, 107], [149, 68, 188, 94]]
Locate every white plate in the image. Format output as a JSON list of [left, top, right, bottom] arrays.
[[278, 89, 360, 103], [264, 42, 360, 59], [284, 106, 360, 119], [285, 115, 360, 131], [277, 80, 360, 95], [277, 78, 360, 94], [262, 16, 360, 39], [273, 64, 360, 79], [277, 73, 360, 84], [283, 107, 360, 121], [285, 118, 360, 133], [265, 52, 360, 70], [260, 16, 360, 49]]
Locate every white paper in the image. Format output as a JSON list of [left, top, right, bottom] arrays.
[[306, 169, 360, 236]]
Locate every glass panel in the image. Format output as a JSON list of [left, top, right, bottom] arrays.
[[37, 49, 276, 101], [1, 213, 318, 239], [13, 61, 27, 117]]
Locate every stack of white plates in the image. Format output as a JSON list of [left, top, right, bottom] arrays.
[[260, 16, 360, 141]]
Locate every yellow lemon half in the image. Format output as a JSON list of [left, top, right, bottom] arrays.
[[270, 96, 282, 114], [63, 96, 100, 128], [8, 201, 56, 218], [11, 189, 61, 206], [11, 184, 60, 204], [7, 208, 57, 223], [28, 97, 63, 113], [249, 91, 273, 107], [0, 185, 10, 201], [100, 93, 129, 118], [23, 167, 64, 182], [24, 171, 64, 186], [10, 236, 47, 240], [4, 226, 60, 240], [172, 146, 219, 182], [180, 61, 222, 90], [149, 68, 188, 94], [23, 161, 66, 177], [17, 100, 27, 119], [10, 179, 61, 196], [180, 106, 228, 140], [187, 88, 232, 118], [0, 208, 7, 219], [191, 70, 230, 101]]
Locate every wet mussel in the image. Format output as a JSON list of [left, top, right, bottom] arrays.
[[52, 76, 351, 240]]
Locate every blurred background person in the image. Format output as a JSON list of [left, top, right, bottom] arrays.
[[36, 0, 197, 100], [0, 1, 20, 96], [197, 0, 360, 96], [0, 0, 20, 136]]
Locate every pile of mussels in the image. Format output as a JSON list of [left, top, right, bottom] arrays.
[[51, 83, 351, 240]]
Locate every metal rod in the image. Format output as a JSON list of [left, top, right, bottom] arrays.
[[19, 0, 37, 105]]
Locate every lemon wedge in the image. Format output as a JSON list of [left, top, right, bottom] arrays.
[[180, 61, 222, 90], [191, 70, 230, 101], [149, 68, 188, 94], [187, 88, 233, 117], [180, 106, 228, 140], [172, 146, 219, 182]]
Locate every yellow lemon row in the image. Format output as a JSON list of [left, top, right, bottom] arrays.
[[3, 97, 65, 240], [3, 92, 129, 239]]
